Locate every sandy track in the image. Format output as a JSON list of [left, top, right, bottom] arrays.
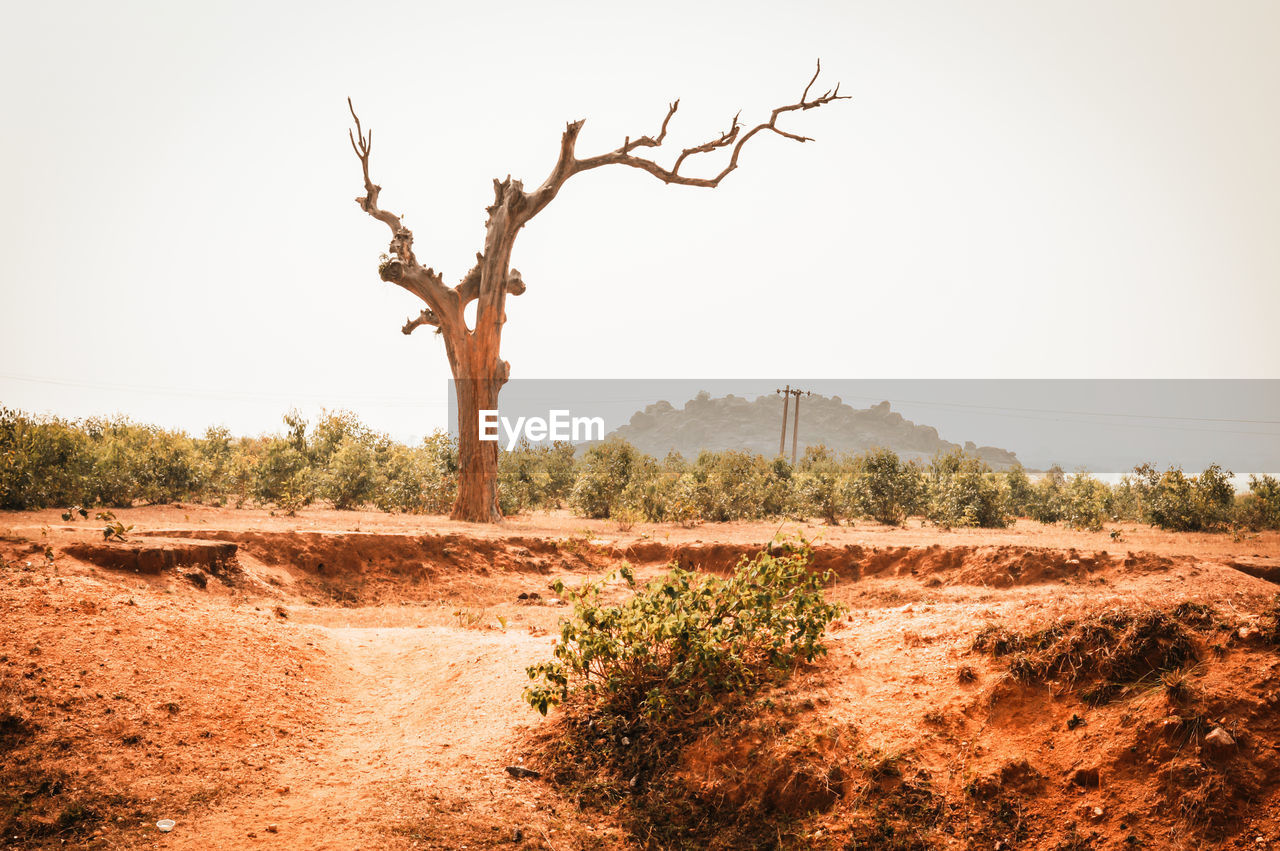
[[161, 619, 565, 850]]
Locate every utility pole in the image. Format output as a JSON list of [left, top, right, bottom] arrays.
[[776, 386, 810, 465], [776, 385, 791, 457]]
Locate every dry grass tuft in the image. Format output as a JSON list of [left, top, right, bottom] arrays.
[[972, 602, 1219, 703]]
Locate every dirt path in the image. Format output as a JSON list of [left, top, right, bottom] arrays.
[[162, 617, 570, 850]]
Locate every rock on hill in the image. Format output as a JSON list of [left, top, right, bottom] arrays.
[[607, 392, 1020, 469]]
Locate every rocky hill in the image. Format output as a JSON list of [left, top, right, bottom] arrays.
[[608, 391, 1021, 468]]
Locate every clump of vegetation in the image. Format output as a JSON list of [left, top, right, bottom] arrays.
[[96, 510, 133, 542], [1125, 463, 1237, 532], [850, 447, 926, 526], [972, 604, 1217, 703], [925, 448, 1011, 530], [1235, 474, 1280, 532], [568, 439, 641, 519], [1260, 594, 1280, 645], [842, 763, 945, 850], [522, 542, 843, 847], [1061, 470, 1111, 531], [497, 438, 575, 515], [524, 542, 841, 779]]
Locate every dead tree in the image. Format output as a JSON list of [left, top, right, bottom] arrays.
[[349, 63, 847, 522]]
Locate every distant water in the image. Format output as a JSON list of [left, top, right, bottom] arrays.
[[1073, 472, 1275, 494]]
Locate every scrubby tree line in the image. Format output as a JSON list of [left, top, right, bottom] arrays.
[[0, 408, 457, 515], [1, 407, 1277, 532], [566, 441, 1277, 532]]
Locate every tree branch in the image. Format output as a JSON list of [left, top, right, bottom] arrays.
[[516, 60, 848, 225], [401, 308, 441, 335], [348, 97, 456, 315], [577, 60, 847, 187], [621, 101, 680, 154], [348, 98, 407, 242]]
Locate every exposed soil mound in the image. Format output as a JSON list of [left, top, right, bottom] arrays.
[[140, 529, 568, 575], [631, 539, 1173, 588], [678, 715, 855, 816], [62, 537, 238, 578]]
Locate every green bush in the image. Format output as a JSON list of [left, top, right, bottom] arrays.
[[497, 439, 578, 515], [320, 435, 380, 509], [523, 542, 842, 744], [1196, 464, 1236, 529], [1108, 473, 1145, 523], [569, 439, 641, 519], [685, 449, 791, 522], [618, 452, 700, 524], [373, 431, 457, 514], [925, 449, 1010, 529], [849, 447, 924, 525], [1061, 471, 1110, 531], [310, 410, 374, 469], [1002, 464, 1036, 518], [540, 441, 578, 508], [793, 445, 848, 524], [134, 426, 202, 505], [252, 436, 313, 510], [1133, 463, 1235, 532], [497, 439, 542, 515], [1236, 474, 1280, 531], [81, 417, 202, 507], [0, 408, 95, 510], [195, 426, 236, 504], [618, 453, 672, 522], [1029, 465, 1067, 524]]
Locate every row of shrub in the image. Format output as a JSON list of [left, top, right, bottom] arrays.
[[2, 406, 1277, 532], [0, 408, 458, 515], [564, 441, 1276, 532]]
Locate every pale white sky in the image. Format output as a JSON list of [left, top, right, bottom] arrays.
[[2, 0, 1277, 442]]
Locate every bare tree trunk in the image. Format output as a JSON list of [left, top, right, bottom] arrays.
[[451, 375, 503, 523]]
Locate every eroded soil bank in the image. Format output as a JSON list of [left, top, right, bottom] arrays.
[[2, 506, 1278, 849]]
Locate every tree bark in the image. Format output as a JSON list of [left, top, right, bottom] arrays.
[[451, 375, 503, 523]]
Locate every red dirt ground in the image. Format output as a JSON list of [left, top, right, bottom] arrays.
[[2, 505, 1278, 849]]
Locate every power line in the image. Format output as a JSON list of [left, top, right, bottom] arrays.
[[830, 393, 1280, 426]]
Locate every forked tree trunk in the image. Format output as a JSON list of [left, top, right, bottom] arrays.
[[347, 64, 846, 522], [371, 180, 523, 523], [441, 195, 519, 522]]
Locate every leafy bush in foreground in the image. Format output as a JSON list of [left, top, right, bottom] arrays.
[[523, 543, 841, 735]]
